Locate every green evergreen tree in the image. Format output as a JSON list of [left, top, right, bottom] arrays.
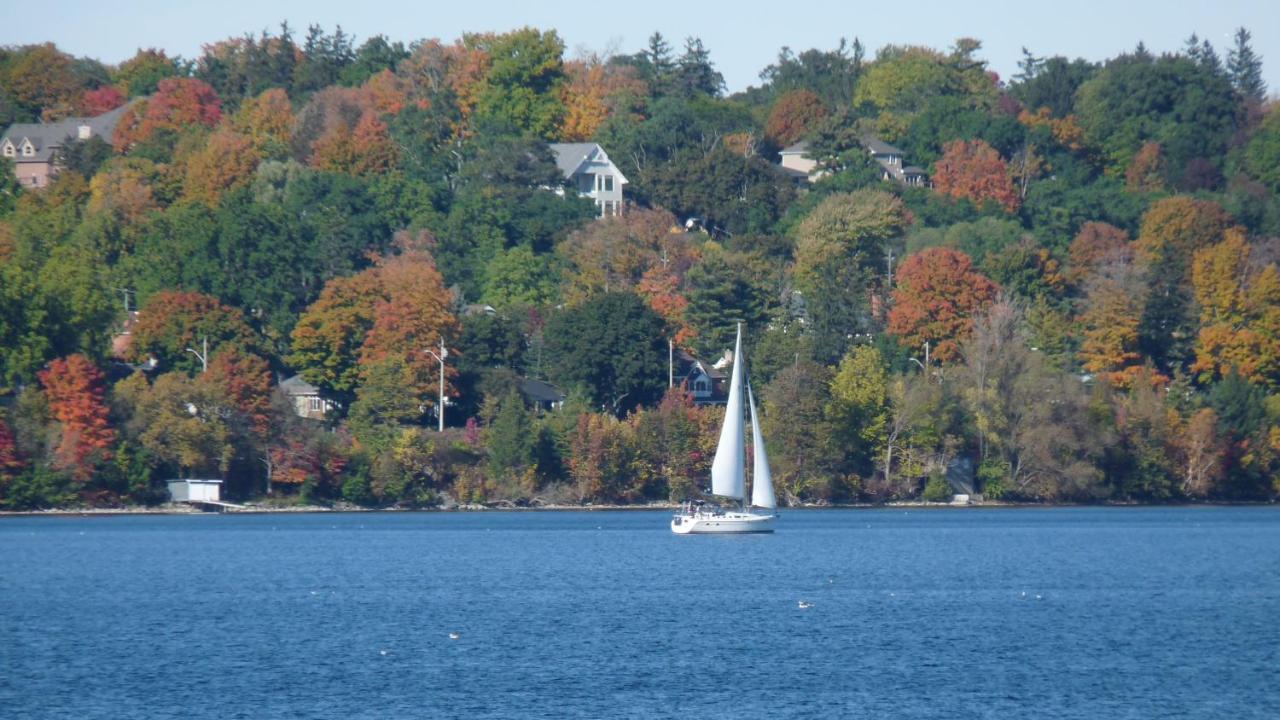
[[1227, 27, 1266, 105]]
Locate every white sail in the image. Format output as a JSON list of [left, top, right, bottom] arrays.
[[747, 383, 776, 509], [710, 325, 745, 500]]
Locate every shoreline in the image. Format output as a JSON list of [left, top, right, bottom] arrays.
[[1, 499, 1274, 517]]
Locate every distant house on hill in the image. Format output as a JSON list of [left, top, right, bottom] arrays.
[[1, 104, 131, 188], [519, 377, 566, 412], [280, 375, 338, 420], [863, 136, 929, 187], [548, 142, 627, 217], [674, 349, 728, 405], [778, 140, 825, 185]]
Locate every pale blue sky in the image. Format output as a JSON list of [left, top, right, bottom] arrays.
[[6, 0, 1277, 95]]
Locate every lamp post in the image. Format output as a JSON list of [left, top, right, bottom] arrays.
[[185, 336, 208, 374], [424, 337, 448, 432]]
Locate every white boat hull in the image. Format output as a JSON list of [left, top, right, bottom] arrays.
[[670, 511, 775, 534]]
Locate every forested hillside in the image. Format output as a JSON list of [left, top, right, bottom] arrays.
[[0, 25, 1276, 509]]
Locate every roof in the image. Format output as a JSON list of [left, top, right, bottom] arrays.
[[279, 374, 321, 396], [520, 378, 565, 404], [547, 142, 628, 185], [862, 136, 905, 156], [2, 104, 131, 163], [779, 140, 810, 155], [548, 142, 602, 179], [676, 349, 725, 379]]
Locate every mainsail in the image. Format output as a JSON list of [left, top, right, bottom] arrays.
[[710, 325, 745, 500], [747, 383, 776, 509]]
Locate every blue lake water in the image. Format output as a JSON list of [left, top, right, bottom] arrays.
[[2, 507, 1279, 719]]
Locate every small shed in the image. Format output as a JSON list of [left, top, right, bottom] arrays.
[[167, 479, 223, 503]]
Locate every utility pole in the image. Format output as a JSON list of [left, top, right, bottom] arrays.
[[425, 337, 449, 432], [668, 338, 674, 388], [924, 340, 930, 368], [185, 337, 208, 374]]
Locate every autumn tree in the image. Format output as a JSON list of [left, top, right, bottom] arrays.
[[112, 78, 223, 153], [1124, 141, 1165, 192], [932, 139, 1020, 213], [1134, 196, 1235, 369], [129, 291, 262, 374], [1076, 255, 1150, 387], [765, 89, 829, 147], [39, 354, 116, 483], [183, 128, 259, 205], [1066, 221, 1131, 285], [230, 88, 294, 159], [887, 248, 999, 363], [79, 86, 126, 116], [289, 250, 460, 408], [1, 43, 82, 121], [1190, 230, 1280, 386], [560, 54, 647, 142], [558, 207, 692, 303]]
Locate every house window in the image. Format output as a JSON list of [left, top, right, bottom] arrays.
[[22, 144, 34, 157], [308, 397, 323, 412], [579, 173, 595, 194], [604, 175, 614, 192], [2, 144, 12, 157]]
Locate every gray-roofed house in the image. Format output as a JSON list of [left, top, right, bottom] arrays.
[[548, 142, 627, 217], [1, 104, 131, 189], [280, 375, 338, 420], [862, 136, 929, 187], [674, 349, 728, 405], [519, 378, 566, 412]]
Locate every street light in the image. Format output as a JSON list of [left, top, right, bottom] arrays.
[[185, 336, 208, 374], [424, 337, 449, 432]]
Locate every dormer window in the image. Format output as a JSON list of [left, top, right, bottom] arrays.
[[21, 142, 34, 157], [78, 125, 91, 140], [2, 143, 12, 158]]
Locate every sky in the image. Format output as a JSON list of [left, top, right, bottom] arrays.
[[6, 0, 1278, 96]]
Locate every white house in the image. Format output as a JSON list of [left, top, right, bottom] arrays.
[[778, 140, 824, 184], [548, 142, 627, 217], [167, 479, 223, 503]]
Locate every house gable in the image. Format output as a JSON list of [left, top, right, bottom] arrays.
[[548, 142, 628, 217]]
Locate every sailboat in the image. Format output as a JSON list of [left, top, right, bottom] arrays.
[[671, 324, 777, 534]]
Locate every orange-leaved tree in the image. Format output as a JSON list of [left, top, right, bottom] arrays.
[[887, 248, 999, 363], [1190, 229, 1280, 386], [39, 354, 116, 483], [113, 77, 222, 152], [129, 291, 262, 374], [765, 89, 828, 147], [932, 139, 1020, 213], [1067, 221, 1131, 286], [1076, 255, 1151, 387], [183, 128, 259, 205]]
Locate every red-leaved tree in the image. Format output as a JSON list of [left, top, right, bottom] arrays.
[[39, 355, 116, 483], [888, 248, 1000, 363], [932, 139, 1020, 213]]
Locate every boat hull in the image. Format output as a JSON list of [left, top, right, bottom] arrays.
[[670, 511, 775, 534]]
